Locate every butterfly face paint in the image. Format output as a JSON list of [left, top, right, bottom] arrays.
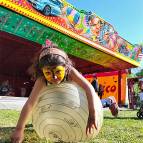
[[42, 66, 66, 84]]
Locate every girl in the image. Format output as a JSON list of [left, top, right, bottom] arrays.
[[11, 40, 99, 143]]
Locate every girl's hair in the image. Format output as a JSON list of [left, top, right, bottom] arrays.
[[28, 40, 73, 80]]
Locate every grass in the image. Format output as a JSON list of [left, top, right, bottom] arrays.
[[0, 109, 143, 143]]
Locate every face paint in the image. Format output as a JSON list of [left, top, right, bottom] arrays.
[[42, 66, 66, 84], [42, 67, 53, 83], [53, 66, 66, 82]]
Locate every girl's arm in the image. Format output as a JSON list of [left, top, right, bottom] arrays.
[[11, 77, 46, 143], [69, 67, 98, 134]]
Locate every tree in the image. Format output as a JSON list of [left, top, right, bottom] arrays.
[[136, 69, 143, 76]]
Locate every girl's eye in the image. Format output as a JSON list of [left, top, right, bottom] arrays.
[[55, 70, 61, 74], [45, 71, 52, 75]]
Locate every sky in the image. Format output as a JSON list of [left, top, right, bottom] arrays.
[[67, 0, 143, 45]]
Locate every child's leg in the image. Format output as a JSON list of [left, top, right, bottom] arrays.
[[101, 96, 119, 117]]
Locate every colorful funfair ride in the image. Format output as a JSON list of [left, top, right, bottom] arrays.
[[0, 0, 142, 104]]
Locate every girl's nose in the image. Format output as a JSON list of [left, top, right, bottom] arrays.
[[53, 74, 58, 79]]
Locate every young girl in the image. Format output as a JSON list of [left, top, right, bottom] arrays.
[[11, 40, 99, 143]]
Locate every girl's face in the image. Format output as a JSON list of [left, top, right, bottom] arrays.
[[42, 65, 66, 84]]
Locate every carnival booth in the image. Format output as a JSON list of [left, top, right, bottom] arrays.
[[84, 70, 128, 105], [0, 0, 142, 104]]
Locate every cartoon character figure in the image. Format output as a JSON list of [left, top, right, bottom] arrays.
[[62, 5, 117, 50], [62, 6, 91, 34], [97, 23, 117, 51], [135, 46, 143, 61], [101, 32, 117, 51], [116, 37, 130, 56]]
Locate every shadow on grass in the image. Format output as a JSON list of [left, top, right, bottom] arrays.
[[0, 126, 14, 143], [104, 116, 142, 120], [25, 123, 33, 128]]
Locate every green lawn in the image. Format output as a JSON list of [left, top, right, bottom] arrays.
[[0, 109, 143, 143]]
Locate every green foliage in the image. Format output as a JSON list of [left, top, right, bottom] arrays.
[[134, 83, 140, 96], [136, 69, 143, 76]]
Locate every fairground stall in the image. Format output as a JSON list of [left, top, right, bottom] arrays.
[[0, 0, 142, 106]]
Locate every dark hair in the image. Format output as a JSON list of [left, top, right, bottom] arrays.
[[28, 46, 73, 80]]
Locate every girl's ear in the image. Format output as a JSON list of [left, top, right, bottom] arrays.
[[65, 64, 70, 70]]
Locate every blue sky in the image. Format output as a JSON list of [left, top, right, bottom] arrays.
[[67, 0, 143, 45]]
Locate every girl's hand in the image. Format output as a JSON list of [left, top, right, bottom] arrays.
[[11, 128, 24, 143], [86, 112, 97, 135]]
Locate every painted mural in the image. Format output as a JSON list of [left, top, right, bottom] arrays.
[[1, 6, 139, 70], [0, 0, 143, 62]]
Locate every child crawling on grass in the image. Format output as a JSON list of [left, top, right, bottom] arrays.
[[11, 39, 101, 143]]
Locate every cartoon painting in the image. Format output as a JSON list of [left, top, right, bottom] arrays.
[[1, 0, 143, 62], [27, 0, 63, 16]]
